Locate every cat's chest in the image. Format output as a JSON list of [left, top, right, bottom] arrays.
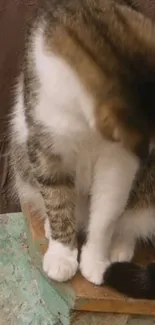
[[34, 35, 99, 143], [34, 31, 97, 140], [33, 31, 103, 191]]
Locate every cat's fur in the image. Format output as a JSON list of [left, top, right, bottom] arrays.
[[104, 148, 155, 299], [10, 0, 155, 285]]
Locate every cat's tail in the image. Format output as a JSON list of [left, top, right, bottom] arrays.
[[104, 262, 155, 299]]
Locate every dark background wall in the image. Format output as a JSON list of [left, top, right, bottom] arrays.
[[0, 0, 39, 213], [0, 0, 154, 213]]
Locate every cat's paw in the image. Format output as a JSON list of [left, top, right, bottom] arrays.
[[110, 242, 134, 263], [43, 240, 78, 282], [80, 244, 110, 285]]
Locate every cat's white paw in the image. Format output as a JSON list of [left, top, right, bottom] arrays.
[[80, 244, 110, 285], [43, 240, 78, 282], [110, 242, 134, 263]]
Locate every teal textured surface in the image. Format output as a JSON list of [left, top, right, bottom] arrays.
[[0, 213, 60, 325]]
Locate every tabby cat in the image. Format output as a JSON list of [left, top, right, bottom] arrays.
[[10, 0, 155, 285]]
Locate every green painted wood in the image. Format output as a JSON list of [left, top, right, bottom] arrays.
[[0, 213, 60, 325], [24, 213, 76, 325]]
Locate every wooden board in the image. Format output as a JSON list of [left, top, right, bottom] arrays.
[[23, 204, 155, 317]]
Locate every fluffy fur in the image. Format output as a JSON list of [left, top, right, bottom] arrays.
[[104, 148, 155, 299], [10, 0, 155, 284]]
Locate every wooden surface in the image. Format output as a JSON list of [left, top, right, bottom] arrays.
[[71, 312, 129, 325], [23, 205, 155, 317]]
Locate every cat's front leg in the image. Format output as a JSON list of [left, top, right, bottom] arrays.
[[42, 183, 78, 282], [28, 141, 78, 282], [80, 143, 139, 285]]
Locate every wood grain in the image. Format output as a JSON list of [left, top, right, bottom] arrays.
[[71, 312, 129, 325]]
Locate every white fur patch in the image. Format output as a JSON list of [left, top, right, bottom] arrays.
[[115, 208, 155, 241], [44, 218, 51, 239], [110, 241, 135, 262], [123, 208, 155, 239], [34, 29, 96, 138], [11, 79, 28, 144], [43, 239, 78, 282], [80, 243, 110, 285], [80, 143, 139, 284], [109, 207, 155, 263]]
